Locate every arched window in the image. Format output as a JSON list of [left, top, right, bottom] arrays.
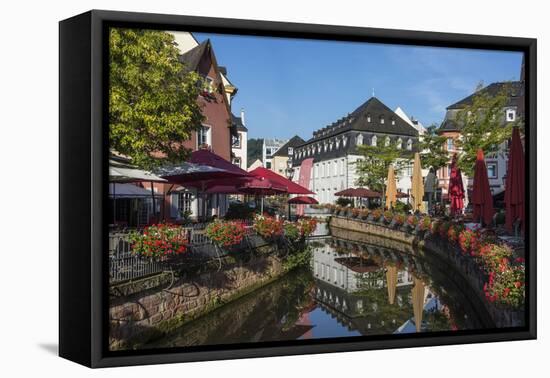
[[357, 134, 363, 145], [371, 135, 377, 146], [407, 139, 413, 150], [397, 138, 403, 149], [343, 136, 348, 147], [385, 136, 390, 147]]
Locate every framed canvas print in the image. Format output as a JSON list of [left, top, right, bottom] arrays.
[[59, 10, 536, 368]]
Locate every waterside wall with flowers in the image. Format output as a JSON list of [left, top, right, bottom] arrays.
[[329, 209, 525, 328], [109, 217, 317, 350]]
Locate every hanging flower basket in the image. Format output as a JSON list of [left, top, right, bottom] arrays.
[[129, 224, 188, 261]]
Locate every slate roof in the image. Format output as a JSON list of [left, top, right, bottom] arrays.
[[439, 81, 524, 133], [178, 40, 209, 72], [447, 81, 523, 110], [305, 97, 418, 144], [272, 135, 306, 157], [231, 113, 248, 132]]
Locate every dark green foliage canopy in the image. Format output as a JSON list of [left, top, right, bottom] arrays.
[[109, 28, 204, 169], [455, 82, 520, 176], [420, 125, 449, 171], [355, 141, 413, 193], [247, 138, 263, 165]]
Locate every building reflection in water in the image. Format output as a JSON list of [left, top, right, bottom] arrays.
[[143, 235, 491, 349]]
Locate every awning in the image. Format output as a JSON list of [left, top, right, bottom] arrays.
[[109, 160, 167, 183], [109, 183, 160, 198]]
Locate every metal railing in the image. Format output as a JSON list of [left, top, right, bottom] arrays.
[[108, 220, 255, 284]]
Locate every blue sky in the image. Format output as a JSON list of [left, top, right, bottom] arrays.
[[195, 33, 523, 140]]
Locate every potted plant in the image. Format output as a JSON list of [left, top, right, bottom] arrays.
[[129, 223, 188, 261], [383, 210, 393, 224], [253, 215, 284, 241], [205, 220, 247, 249]]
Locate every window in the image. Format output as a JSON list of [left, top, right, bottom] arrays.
[[391, 118, 396, 125], [371, 135, 377, 146], [357, 134, 363, 145], [341, 159, 345, 176], [266, 161, 271, 169], [487, 162, 498, 179], [366, 113, 371, 122], [446, 138, 454, 151], [407, 139, 413, 151], [198, 125, 211, 147], [506, 109, 516, 122], [385, 136, 390, 147], [203, 76, 215, 93], [232, 133, 241, 148], [232, 157, 241, 167], [288, 147, 294, 156], [178, 192, 193, 216], [397, 138, 403, 149], [380, 116, 385, 124]]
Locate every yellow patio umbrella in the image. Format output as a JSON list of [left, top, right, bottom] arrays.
[[385, 164, 397, 209], [411, 152, 425, 213], [411, 277, 425, 332], [386, 266, 398, 305]]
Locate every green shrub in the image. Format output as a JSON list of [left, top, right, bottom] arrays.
[[225, 202, 255, 220]]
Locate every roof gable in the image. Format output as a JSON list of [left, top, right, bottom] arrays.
[[447, 81, 523, 110], [273, 135, 306, 157], [310, 97, 418, 142]]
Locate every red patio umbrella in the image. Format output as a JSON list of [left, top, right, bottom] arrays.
[[504, 127, 525, 233], [353, 188, 382, 198], [287, 196, 319, 219], [335, 188, 357, 197], [287, 196, 319, 205], [449, 154, 465, 216], [472, 149, 494, 226], [238, 177, 287, 214], [249, 167, 314, 195]]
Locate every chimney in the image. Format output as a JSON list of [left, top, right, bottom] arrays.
[[240, 107, 246, 126]]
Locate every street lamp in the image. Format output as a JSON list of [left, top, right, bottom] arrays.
[[285, 159, 295, 220]]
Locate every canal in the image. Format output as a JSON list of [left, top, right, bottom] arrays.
[[143, 234, 493, 349]]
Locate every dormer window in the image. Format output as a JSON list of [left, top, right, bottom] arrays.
[[380, 116, 385, 124], [288, 147, 294, 156], [371, 135, 377, 147], [366, 113, 371, 122], [391, 118, 396, 125], [506, 109, 516, 122]]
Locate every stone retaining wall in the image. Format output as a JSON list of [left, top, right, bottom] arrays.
[[109, 249, 284, 350], [329, 215, 524, 328]]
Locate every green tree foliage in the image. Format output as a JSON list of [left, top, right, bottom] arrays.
[[355, 140, 413, 193], [247, 138, 263, 164], [109, 28, 204, 169], [455, 82, 520, 176], [420, 124, 449, 171]]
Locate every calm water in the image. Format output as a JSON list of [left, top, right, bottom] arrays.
[[144, 235, 492, 349]]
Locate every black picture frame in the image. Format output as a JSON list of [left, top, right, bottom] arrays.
[[59, 9, 537, 368]]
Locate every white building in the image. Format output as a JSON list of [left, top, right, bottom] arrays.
[[291, 97, 420, 204], [262, 138, 288, 170], [231, 109, 248, 169]]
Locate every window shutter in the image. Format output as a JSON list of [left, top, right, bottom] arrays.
[[170, 193, 179, 218]]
